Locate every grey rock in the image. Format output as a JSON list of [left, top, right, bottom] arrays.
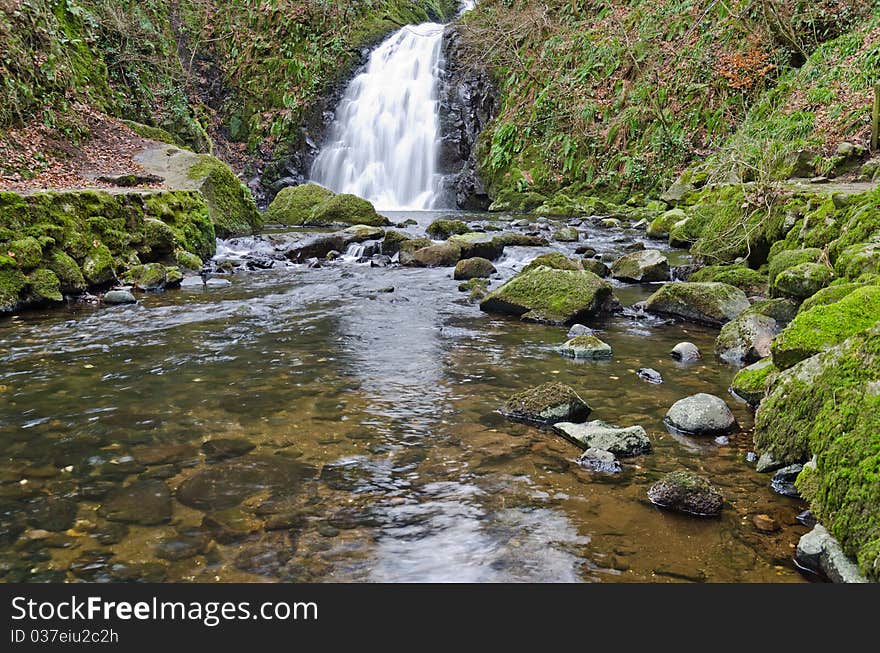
[[611, 250, 670, 283], [206, 278, 232, 289], [796, 524, 868, 583], [577, 448, 622, 474], [770, 464, 803, 498], [103, 290, 137, 305], [637, 368, 663, 384], [670, 342, 702, 362], [715, 312, 780, 364], [566, 324, 594, 338], [554, 420, 651, 457], [756, 452, 786, 473], [501, 382, 592, 427], [665, 393, 737, 435], [99, 480, 172, 525], [558, 335, 613, 360]]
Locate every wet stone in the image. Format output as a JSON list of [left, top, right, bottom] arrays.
[[577, 448, 622, 474], [753, 514, 780, 533], [670, 342, 702, 362], [664, 393, 737, 436], [201, 438, 256, 461], [317, 523, 340, 538], [770, 464, 803, 498], [637, 368, 663, 384], [77, 481, 117, 501], [70, 549, 115, 582], [647, 471, 723, 517], [201, 508, 264, 544], [176, 456, 316, 511], [156, 528, 211, 561], [108, 561, 168, 583], [132, 443, 199, 466], [26, 497, 77, 532], [234, 531, 296, 577], [319, 460, 372, 492], [99, 480, 172, 525], [92, 521, 129, 546]]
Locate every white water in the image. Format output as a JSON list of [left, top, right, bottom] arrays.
[[310, 23, 446, 211]]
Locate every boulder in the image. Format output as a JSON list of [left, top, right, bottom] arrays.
[[665, 393, 737, 435], [265, 183, 334, 225], [770, 464, 803, 498], [453, 257, 496, 280], [558, 335, 613, 360], [410, 242, 462, 267], [648, 471, 723, 517], [480, 266, 613, 325], [522, 252, 581, 274], [644, 282, 749, 326], [447, 233, 505, 260], [567, 324, 594, 338], [715, 312, 780, 364], [670, 342, 702, 361], [552, 226, 579, 242], [647, 209, 686, 239], [730, 358, 776, 407], [795, 524, 868, 583], [577, 448, 622, 474], [771, 262, 833, 300], [554, 420, 651, 456], [611, 250, 670, 283], [311, 193, 389, 227], [689, 264, 768, 296], [500, 382, 591, 426], [103, 290, 137, 305], [426, 219, 470, 240], [581, 259, 609, 277]]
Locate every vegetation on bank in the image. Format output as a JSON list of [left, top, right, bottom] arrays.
[[460, 0, 878, 202]]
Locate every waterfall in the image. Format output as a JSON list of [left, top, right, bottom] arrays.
[[309, 23, 447, 211]]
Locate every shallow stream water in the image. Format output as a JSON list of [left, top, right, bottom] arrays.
[[0, 211, 810, 583]]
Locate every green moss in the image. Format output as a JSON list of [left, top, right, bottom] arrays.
[[644, 282, 750, 326], [427, 219, 471, 240], [175, 250, 203, 271], [120, 120, 180, 147], [0, 266, 27, 313], [668, 212, 711, 249], [189, 156, 262, 237], [767, 248, 822, 286], [46, 251, 85, 294], [164, 266, 183, 287], [310, 194, 389, 227], [743, 298, 799, 326], [756, 325, 880, 580], [771, 286, 880, 369], [7, 237, 43, 270], [522, 253, 581, 274], [731, 358, 777, 407], [647, 209, 686, 239], [834, 242, 880, 279], [799, 282, 866, 313], [502, 382, 590, 424], [122, 263, 167, 291], [142, 191, 215, 260], [480, 265, 612, 325], [26, 268, 63, 303], [82, 244, 116, 287], [381, 230, 410, 257], [488, 190, 548, 213], [535, 193, 610, 218], [770, 261, 833, 300], [265, 184, 335, 226], [690, 264, 768, 296], [139, 218, 177, 261]]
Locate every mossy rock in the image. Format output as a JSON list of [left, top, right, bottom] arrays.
[[397, 238, 433, 265], [834, 242, 880, 279], [164, 266, 184, 288], [582, 259, 609, 277], [501, 382, 592, 426], [743, 298, 799, 327], [647, 209, 686, 239], [447, 233, 505, 261], [767, 248, 822, 287], [771, 262, 833, 300], [668, 213, 710, 249], [120, 120, 180, 147], [690, 265, 768, 296], [644, 282, 750, 326], [123, 263, 167, 292], [48, 251, 86, 294], [82, 244, 116, 287], [382, 230, 410, 257], [559, 335, 613, 360], [410, 242, 462, 268], [265, 184, 335, 226], [26, 268, 63, 303], [310, 194, 389, 227], [453, 257, 496, 280], [647, 471, 723, 517], [798, 282, 865, 313], [175, 250, 204, 272], [552, 226, 579, 242], [611, 250, 669, 283], [730, 358, 777, 407], [427, 219, 470, 240], [480, 266, 613, 325], [0, 266, 27, 313], [7, 237, 43, 270], [771, 286, 880, 370], [522, 253, 581, 274], [458, 277, 490, 301], [754, 324, 880, 579]]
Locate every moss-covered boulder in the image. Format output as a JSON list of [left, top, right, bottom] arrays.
[[409, 242, 462, 268], [48, 251, 86, 294], [8, 237, 43, 270], [558, 335, 613, 359], [798, 282, 865, 313], [135, 146, 261, 237], [771, 261, 833, 300], [501, 382, 591, 426], [381, 230, 410, 257], [581, 259, 609, 277], [447, 233, 506, 260], [690, 265, 768, 296], [754, 325, 880, 580], [310, 193, 389, 227], [265, 184, 334, 225], [0, 265, 26, 313], [771, 286, 880, 369], [611, 250, 669, 283], [730, 358, 777, 407], [647, 208, 686, 239], [488, 190, 547, 213], [521, 253, 581, 274], [715, 311, 780, 364], [25, 268, 63, 304], [123, 263, 168, 291], [668, 214, 708, 248], [480, 266, 613, 325], [139, 218, 177, 261], [453, 257, 496, 280], [175, 250, 203, 272], [397, 238, 433, 265], [427, 219, 470, 240], [644, 282, 750, 326], [552, 226, 579, 242], [767, 248, 823, 287], [82, 244, 116, 286], [647, 471, 723, 517], [834, 241, 880, 279]]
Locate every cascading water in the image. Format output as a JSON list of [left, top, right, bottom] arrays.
[[310, 23, 446, 211]]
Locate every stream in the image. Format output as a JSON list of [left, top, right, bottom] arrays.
[[0, 211, 810, 583]]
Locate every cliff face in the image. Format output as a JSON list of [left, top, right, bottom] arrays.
[[437, 26, 499, 211]]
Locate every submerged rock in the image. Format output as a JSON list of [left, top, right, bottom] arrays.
[[501, 382, 591, 427], [670, 342, 702, 361], [795, 524, 868, 583], [554, 420, 651, 456], [99, 480, 172, 525], [611, 250, 670, 283], [644, 282, 749, 326], [665, 393, 737, 435], [558, 335, 613, 360], [577, 448, 622, 474], [637, 368, 663, 384], [26, 498, 77, 532], [480, 266, 613, 325], [201, 438, 256, 462], [647, 471, 723, 517]]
